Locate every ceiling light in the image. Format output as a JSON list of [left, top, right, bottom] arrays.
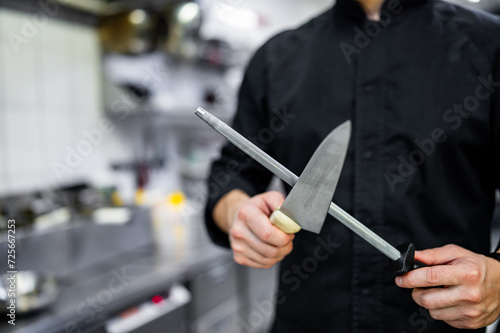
[[178, 3, 200, 24], [129, 9, 147, 25]]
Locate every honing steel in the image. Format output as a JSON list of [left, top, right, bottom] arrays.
[[195, 107, 421, 276]]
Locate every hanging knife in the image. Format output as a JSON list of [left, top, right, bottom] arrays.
[[195, 107, 422, 276]]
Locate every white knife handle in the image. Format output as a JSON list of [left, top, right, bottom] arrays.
[[270, 208, 301, 234]]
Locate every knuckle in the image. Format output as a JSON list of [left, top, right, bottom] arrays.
[[233, 254, 246, 266], [267, 190, 284, 202], [231, 243, 243, 253], [262, 259, 276, 269], [426, 248, 437, 262], [420, 295, 433, 309], [444, 244, 458, 251], [466, 289, 482, 303], [463, 307, 482, 319], [236, 207, 248, 221], [264, 247, 279, 258], [259, 228, 272, 242], [428, 309, 440, 320], [411, 288, 420, 301], [464, 269, 481, 284], [230, 226, 244, 240], [284, 242, 294, 255], [465, 323, 481, 330], [425, 268, 440, 285]]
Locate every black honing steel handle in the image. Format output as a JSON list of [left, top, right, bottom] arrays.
[[388, 242, 427, 277]]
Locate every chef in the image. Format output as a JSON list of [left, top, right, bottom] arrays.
[[204, 0, 500, 331]]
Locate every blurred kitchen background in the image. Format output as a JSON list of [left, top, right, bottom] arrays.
[[0, 0, 499, 332]]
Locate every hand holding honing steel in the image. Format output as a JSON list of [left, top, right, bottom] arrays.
[[195, 107, 424, 276]]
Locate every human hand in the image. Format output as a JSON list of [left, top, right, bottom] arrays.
[[229, 191, 295, 269], [395, 244, 500, 329]]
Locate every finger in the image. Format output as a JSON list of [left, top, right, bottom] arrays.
[[234, 252, 277, 269], [429, 306, 483, 325], [396, 265, 469, 288], [232, 219, 293, 259], [428, 307, 460, 322], [232, 238, 285, 268], [415, 244, 470, 266], [412, 286, 462, 310], [254, 191, 286, 215], [246, 231, 294, 259], [232, 241, 281, 268], [445, 318, 481, 330], [245, 206, 295, 247]]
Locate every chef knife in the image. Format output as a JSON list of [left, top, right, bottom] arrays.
[[195, 107, 422, 276], [269, 120, 351, 234]]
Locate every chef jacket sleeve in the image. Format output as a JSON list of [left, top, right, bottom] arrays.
[[495, 56, 500, 192], [204, 45, 274, 248]]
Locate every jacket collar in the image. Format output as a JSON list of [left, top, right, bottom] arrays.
[[334, 0, 429, 22]]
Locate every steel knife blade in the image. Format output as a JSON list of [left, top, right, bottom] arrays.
[[271, 121, 351, 233]]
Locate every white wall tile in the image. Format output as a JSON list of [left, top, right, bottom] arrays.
[[0, 9, 4, 44], [72, 114, 110, 181], [0, 113, 7, 195], [1, 9, 38, 108], [39, 17, 72, 106], [68, 26, 102, 109], [44, 102, 72, 116], [0, 175, 7, 196], [8, 171, 44, 194], [40, 41, 69, 106], [0, 61, 5, 107], [0, 10, 6, 193], [1, 9, 107, 195], [40, 114, 72, 164], [40, 112, 83, 188], [39, 16, 71, 47], [0, 12, 5, 106], [4, 105, 43, 192]]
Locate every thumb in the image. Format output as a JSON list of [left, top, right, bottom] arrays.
[[260, 191, 286, 211], [415, 244, 468, 266]]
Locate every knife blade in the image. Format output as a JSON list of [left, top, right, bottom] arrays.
[[195, 107, 401, 262], [269, 120, 351, 234]]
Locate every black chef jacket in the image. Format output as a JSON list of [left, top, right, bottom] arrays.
[[204, 0, 500, 332]]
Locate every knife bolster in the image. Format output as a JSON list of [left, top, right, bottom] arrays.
[[270, 208, 301, 234]]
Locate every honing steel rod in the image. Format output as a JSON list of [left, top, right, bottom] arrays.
[[195, 107, 401, 261]]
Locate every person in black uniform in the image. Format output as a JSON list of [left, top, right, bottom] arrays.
[[204, 0, 500, 331]]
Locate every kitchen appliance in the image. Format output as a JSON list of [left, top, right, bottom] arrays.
[[105, 284, 191, 333], [0, 271, 59, 314]]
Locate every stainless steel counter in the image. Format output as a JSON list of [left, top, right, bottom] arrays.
[[0, 208, 276, 333]]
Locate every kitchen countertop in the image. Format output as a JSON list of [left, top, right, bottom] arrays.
[[0, 208, 233, 333]]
